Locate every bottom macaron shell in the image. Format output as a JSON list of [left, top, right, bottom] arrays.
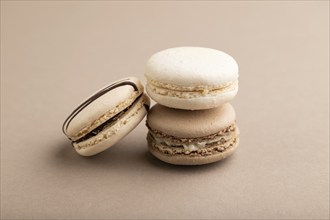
[[148, 137, 239, 165], [146, 84, 238, 110], [73, 95, 149, 156]]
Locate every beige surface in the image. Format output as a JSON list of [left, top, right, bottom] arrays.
[[1, 1, 329, 219]]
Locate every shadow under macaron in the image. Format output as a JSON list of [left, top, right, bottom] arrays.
[[143, 150, 238, 173], [52, 137, 238, 174], [52, 138, 150, 170]]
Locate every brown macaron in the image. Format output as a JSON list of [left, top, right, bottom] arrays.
[[146, 103, 239, 165]]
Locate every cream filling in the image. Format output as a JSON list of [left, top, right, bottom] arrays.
[[71, 91, 140, 141], [148, 79, 236, 91], [148, 133, 238, 157], [149, 131, 234, 152], [147, 80, 238, 98], [74, 95, 147, 150], [147, 124, 239, 156]]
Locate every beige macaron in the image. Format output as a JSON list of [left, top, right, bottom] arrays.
[[145, 47, 239, 110], [146, 103, 239, 165], [63, 77, 150, 156]]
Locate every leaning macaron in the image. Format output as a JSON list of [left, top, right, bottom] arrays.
[[146, 103, 239, 165], [63, 77, 150, 156], [145, 47, 239, 110]]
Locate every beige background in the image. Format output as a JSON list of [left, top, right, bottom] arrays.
[[1, 1, 329, 219]]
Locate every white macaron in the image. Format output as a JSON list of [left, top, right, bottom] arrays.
[[145, 47, 239, 110], [63, 77, 150, 156]]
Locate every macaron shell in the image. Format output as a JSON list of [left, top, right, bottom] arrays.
[[145, 47, 238, 87], [146, 82, 238, 110], [74, 94, 150, 156], [64, 77, 143, 140], [147, 103, 236, 138], [148, 137, 239, 165]]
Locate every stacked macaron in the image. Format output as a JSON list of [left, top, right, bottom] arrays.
[[145, 47, 240, 165]]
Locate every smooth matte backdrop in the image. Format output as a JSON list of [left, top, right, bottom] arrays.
[[1, 1, 329, 219]]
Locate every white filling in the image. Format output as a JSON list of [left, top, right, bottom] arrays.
[[149, 131, 232, 152], [147, 80, 238, 99]]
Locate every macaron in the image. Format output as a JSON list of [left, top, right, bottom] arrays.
[[145, 47, 239, 110], [63, 77, 150, 156], [146, 103, 239, 165]]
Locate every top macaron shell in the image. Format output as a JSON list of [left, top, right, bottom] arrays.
[[145, 47, 238, 87], [147, 103, 236, 138], [145, 47, 239, 110], [63, 77, 143, 141]]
